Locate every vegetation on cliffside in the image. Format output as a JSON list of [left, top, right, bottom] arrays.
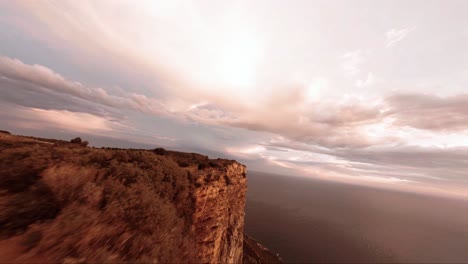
[[0, 132, 281, 264], [0, 133, 235, 263]]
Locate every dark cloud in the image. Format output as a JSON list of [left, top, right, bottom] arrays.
[[386, 93, 468, 131], [0, 56, 169, 119], [335, 147, 468, 170], [0, 75, 119, 119], [333, 147, 468, 182], [260, 138, 468, 186]]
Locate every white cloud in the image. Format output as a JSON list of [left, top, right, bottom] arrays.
[[0, 106, 114, 133], [356, 72, 375, 88], [341, 50, 364, 76], [386, 27, 414, 48], [27, 108, 114, 132]]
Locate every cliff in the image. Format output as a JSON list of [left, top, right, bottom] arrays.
[[191, 161, 246, 263], [0, 132, 280, 263]]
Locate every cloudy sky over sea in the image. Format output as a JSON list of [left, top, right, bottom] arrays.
[[1, 0, 468, 198]]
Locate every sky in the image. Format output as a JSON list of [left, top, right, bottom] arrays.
[[1, 0, 468, 199]]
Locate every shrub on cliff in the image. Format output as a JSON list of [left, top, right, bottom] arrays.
[[70, 137, 89, 147], [154, 147, 166, 155], [0, 136, 197, 262]]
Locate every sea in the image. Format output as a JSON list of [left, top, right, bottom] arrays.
[[244, 171, 468, 263]]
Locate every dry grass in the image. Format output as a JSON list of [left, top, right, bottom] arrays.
[[0, 134, 237, 263]]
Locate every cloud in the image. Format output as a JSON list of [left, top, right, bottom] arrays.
[[173, 86, 468, 150], [341, 50, 364, 76], [3, 54, 468, 153], [333, 146, 468, 174], [23, 108, 113, 132], [250, 136, 468, 199], [386, 27, 414, 48], [356, 72, 375, 88], [0, 56, 170, 119], [384, 93, 468, 131], [5, 2, 464, 150], [0, 103, 114, 133], [223, 96, 389, 148], [0, 55, 189, 144]]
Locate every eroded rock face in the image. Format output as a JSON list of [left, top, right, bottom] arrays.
[[191, 162, 247, 263]]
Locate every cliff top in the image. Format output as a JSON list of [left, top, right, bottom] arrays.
[[0, 132, 281, 264], [0, 132, 239, 168], [0, 132, 246, 263]]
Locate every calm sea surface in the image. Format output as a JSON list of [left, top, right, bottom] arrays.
[[244, 171, 468, 263]]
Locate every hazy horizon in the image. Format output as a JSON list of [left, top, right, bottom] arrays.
[[4, 128, 468, 202]]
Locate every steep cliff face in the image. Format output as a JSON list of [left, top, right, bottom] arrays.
[[191, 162, 246, 263], [0, 133, 278, 263]]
